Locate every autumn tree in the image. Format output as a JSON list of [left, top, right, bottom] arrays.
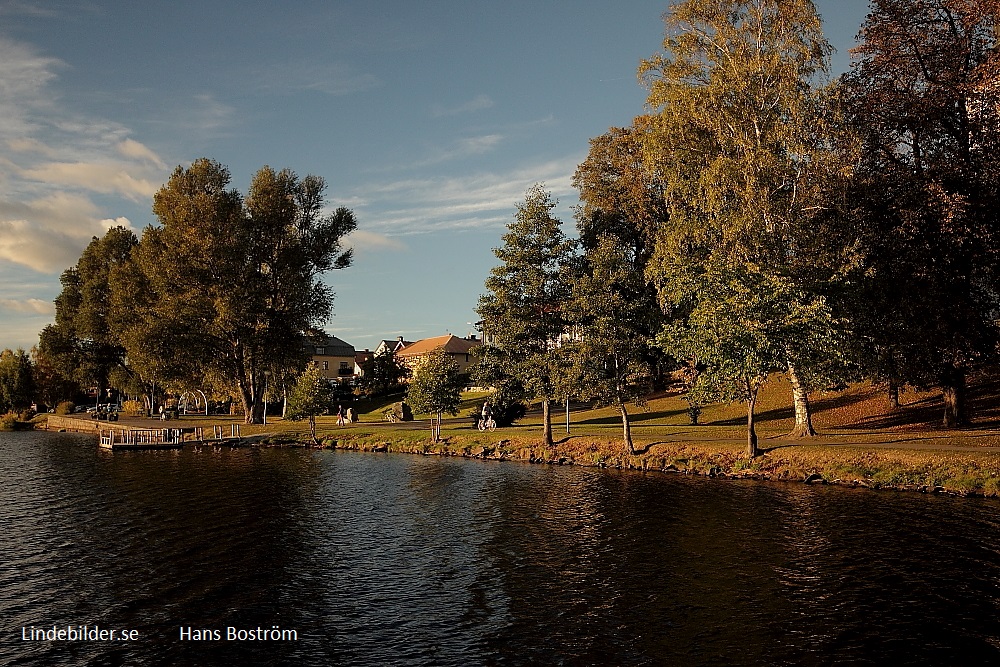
[[639, 0, 845, 450], [111, 159, 356, 424], [839, 0, 1000, 427], [477, 185, 576, 446]]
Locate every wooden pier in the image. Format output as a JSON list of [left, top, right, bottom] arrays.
[[98, 423, 242, 450], [99, 428, 184, 450]]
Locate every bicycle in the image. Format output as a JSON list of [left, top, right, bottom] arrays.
[[477, 416, 496, 432]]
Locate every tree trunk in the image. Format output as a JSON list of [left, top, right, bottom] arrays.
[[941, 365, 967, 428], [238, 379, 263, 425], [888, 380, 900, 410], [541, 399, 553, 446], [308, 415, 317, 444], [746, 380, 760, 458], [787, 362, 817, 438], [620, 402, 635, 454]]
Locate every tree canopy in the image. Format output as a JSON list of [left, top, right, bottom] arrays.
[[839, 0, 1000, 426], [477, 185, 577, 446], [111, 159, 357, 423], [639, 0, 845, 453], [285, 365, 335, 443], [406, 348, 465, 417]]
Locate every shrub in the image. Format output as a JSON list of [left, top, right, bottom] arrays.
[[55, 401, 75, 416], [0, 412, 18, 430], [122, 399, 143, 416]]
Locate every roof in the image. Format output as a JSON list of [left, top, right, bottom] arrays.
[[303, 334, 355, 357], [397, 334, 481, 358], [375, 338, 413, 354]]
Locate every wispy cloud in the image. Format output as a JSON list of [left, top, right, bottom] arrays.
[[432, 94, 494, 117], [19, 162, 160, 200], [255, 62, 381, 96], [345, 230, 406, 253], [0, 191, 136, 272], [0, 0, 61, 18], [0, 297, 53, 315], [411, 134, 504, 168], [117, 139, 166, 169], [353, 153, 582, 234]]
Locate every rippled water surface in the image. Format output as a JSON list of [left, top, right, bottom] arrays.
[[3, 431, 1000, 665]]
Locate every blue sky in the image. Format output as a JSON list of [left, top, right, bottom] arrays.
[[0, 0, 871, 352]]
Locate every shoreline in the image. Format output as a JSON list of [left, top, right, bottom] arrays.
[[18, 415, 1000, 498], [257, 429, 1000, 499]]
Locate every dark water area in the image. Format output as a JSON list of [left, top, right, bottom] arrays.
[[3, 431, 1000, 666]]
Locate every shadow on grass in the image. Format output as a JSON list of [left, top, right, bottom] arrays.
[[576, 408, 689, 426], [709, 391, 873, 427]]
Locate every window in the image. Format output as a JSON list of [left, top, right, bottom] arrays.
[[339, 362, 349, 370], [322, 361, 329, 370], [316, 347, 325, 355]]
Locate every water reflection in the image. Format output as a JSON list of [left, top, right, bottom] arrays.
[[2, 432, 1000, 665]]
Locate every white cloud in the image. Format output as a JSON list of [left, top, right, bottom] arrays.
[[117, 139, 166, 169], [0, 38, 61, 140], [0, 36, 164, 275], [255, 62, 381, 96], [20, 162, 160, 200], [432, 94, 494, 117], [0, 193, 136, 272], [0, 298, 53, 315]]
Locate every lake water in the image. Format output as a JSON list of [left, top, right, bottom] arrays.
[[3, 430, 1000, 665]]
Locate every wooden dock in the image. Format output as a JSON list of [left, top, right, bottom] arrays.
[[97, 424, 242, 450], [99, 428, 184, 450]]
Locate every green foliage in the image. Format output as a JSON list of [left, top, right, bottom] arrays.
[[39, 227, 136, 401], [285, 365, 335, 442], [357, 350, 410, 397], [0, 412, 21, 431], [406, 348, 464, 417], [55, 401, 74, 416], [0, 349, 35, 414], [660, 266, 834, 401], [285, 366, 335, 421], [471, 345, 527, 426], [109, 159, 356, 424], [477, 184, 577, 443]]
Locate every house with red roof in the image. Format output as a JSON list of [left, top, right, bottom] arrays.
[[396, 333, 481, 375]]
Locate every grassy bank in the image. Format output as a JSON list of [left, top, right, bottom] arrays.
[[31, 375, 1000, 497], [265, 426, 1000, 498]]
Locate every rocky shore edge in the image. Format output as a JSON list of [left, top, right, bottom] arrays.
[[248, 431, 1000, 499]]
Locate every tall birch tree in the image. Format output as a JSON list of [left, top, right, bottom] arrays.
[[640, 0, 845, 451]]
